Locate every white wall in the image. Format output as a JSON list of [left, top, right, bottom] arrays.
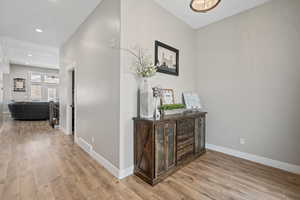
[[60, 0, 121, 167], [196, 0, 300, 165], [119, 0, 197, 170]]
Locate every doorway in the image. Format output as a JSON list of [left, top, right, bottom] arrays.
[[66, 68, 76, 137], [71, 70, 75, 135]]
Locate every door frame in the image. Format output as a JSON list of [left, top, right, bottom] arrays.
[[66, 66, 77, 141]]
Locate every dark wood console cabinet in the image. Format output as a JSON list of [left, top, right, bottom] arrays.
[[133, 111, 207, 185]]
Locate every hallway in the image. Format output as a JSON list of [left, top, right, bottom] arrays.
[[1, 119, 300, 200]]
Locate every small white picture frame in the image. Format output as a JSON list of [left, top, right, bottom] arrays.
[[183, 92, 202, 110]]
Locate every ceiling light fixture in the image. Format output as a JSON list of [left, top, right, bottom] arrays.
[[35, 28, 43, 33], [28, 54, 33, 57], [190, 0, 221, 13]]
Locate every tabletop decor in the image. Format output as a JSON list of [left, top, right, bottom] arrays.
[[183, 92, 202, 110], [160, 89, 175, 105], [152, 87, 161, 120], [125, 47, 158, 118], [160, 104, 186, 116]]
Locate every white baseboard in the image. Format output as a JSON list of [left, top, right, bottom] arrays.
[[119, 166, 134, 179], [76, 137, 133, 179], [77, 137, 93, 154], [90, 148, 120, 178], [206, 144, 300, 175]]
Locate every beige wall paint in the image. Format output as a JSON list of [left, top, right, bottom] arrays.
[[120, 0, 197, 170], [60, 0, 121, 167], [196, 0, 300, 165]]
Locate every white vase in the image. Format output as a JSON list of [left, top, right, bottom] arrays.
[[139, 78, 154, 118]]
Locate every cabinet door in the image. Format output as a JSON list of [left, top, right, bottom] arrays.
[[195, 116, 206, 155], [155, 123, 166, 176], [155, 121, 176, 177], [165, 122, 176, 169]]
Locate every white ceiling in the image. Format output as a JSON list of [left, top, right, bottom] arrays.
[[154, 0, 273, 29], [1, 37, 59, 70], [0, 0, 273, 69], [0, 0, 102, 47]]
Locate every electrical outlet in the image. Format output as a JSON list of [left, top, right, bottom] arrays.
[[240, 138, 246, 145]]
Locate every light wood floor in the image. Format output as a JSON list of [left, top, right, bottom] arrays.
[[1, 119, 300, 200]]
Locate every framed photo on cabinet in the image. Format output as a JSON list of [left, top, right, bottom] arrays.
[[160, 89, 175, 105]]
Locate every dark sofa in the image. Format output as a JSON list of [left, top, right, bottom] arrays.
[[8, 102, 50, 120]]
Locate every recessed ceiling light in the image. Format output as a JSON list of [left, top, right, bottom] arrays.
[[35, 28, 43, 33], [28, 54, 33, 57]]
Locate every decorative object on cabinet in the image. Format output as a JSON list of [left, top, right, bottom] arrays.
[[140, 78, 154, 118], [155, 41, 179, 76], [124, 47, 158, 119], [133, 111, 207, 185], [160, 104, 186, 116], [13, 78, 26, 92], [183, 92, 202, 110], [49, 101, 59, 128], [160, 89, 175, 105], [153, 87, 161, 120]]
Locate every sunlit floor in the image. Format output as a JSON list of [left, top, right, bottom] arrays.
[[0, 118, 300, 200]]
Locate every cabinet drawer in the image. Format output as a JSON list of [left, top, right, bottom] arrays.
[[177, 132, 194, 142], [177, 137, 194, 150], [177, 144, 194, 162]]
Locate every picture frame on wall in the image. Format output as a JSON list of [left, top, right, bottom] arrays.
[[13, 78, 26, 92], [155, 41, 179, 76], [160, 89, 175, 105]]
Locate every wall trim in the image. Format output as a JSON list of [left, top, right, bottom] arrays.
[[76, 137, 133, 179], [119, 166, 134, 179], [77, 137, 93, 153], [90, 147, 120, 178], [207, 144, 300, 175], [59, 127, 70, 135]]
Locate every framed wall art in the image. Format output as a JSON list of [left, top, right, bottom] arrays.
[[155, 41, 179, 76], [13, 78, 26, 92]]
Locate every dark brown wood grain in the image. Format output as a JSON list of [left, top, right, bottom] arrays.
[[134, 111, 207, 185]]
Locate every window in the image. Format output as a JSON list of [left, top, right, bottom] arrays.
[[31, 85, 42, 100], [29, 71, 59, 101], [30, 72, 42, 83], [48, 88, 57, 101], [45, 74, 59, 84]]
